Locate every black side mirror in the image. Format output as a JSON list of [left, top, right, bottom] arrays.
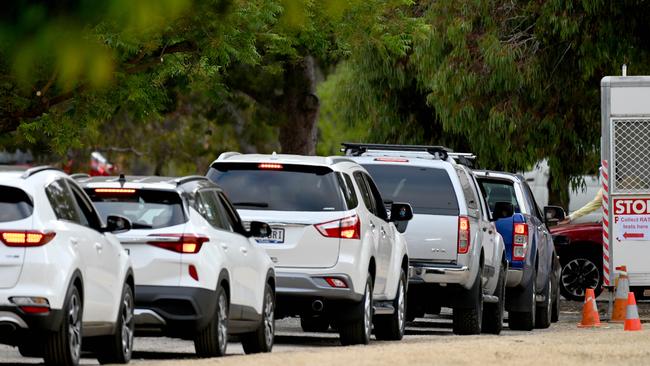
[[544, 206, 566, 227], [104, 215, 132, 234], [390, 203, 414, 222], [249, 221, 272, 238], [492, 202, 514, 220]]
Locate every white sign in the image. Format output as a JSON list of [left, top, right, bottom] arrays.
[[614, 198, 650, 241]]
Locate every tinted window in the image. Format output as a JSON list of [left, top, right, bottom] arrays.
[[353, 171, 375, 212], [337, 173, 358, 209], [208, 164, 345, 212], [364, 174, 389, 220], [0, 186, 33, 222], [455, 167, 479, 214], [477, 179, 521, 213], [46, 179, 82, 223], [217, 192, 248, 236], [69, 181, 102, 230], [196, 190, 232, 231], [362, 164, 460, 216], [85, 189, 186, 229]]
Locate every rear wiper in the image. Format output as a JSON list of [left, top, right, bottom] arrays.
[[233, 202, 269, 208], [131, 222, 153, 229]]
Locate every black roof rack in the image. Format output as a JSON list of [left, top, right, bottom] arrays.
[[341, 142, 452, 160], [21, 166, 63, 179], [70, 173, 90, 180], [172, 175, 209, 186]]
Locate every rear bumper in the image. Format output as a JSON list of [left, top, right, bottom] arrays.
[[275, 272, 362, 302], [133, 285, 217, 336], [506, 269, 524, 287], [408, 263, 472, 286], [0, 306, 64, 346]]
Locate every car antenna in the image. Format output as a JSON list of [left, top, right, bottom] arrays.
[[118, 173, 126, 187]]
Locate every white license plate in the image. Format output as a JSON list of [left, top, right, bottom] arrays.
[[255, 228, 285, 244]]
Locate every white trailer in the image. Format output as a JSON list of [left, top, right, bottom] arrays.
[[601, 75, 650, 296]]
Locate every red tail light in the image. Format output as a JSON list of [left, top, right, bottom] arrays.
[[458, 216, 470, 254], [147, 234, 209, 254], [0, 231, 56, 247], [94, 188, 136, 194], [315, 215, 360, 239], [258, 163, 283, 170], [512, 223, 528, 261]]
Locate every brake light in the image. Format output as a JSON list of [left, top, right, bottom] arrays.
[[512, 223, 528, 261], [147, 234, 209, 253], [94, 188, 136, 194], [258, 163, 283, 170], [0, 231, 56, 247], [374, 157, 409, 163], [325, 277, 348, 288], [315, 215, 360, 239], [458, 216, 470, 254]]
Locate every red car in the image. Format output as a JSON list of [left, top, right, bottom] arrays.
[[550, 222, 603, 301]]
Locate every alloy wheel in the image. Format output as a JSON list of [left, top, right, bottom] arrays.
[[68, 292, 82, 363], [121, 291, 135, 358], [263, 290, 275, 348], [561, 258, 600, 299]]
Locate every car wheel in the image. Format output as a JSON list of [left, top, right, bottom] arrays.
[[339, 275, 373, 345], [482, 262, 506, 335], [509, 266, 536, 331], [194, 285, 229, 357], [96, 283, 135, 364], [560, 253, 602, 302], [452, 270, 483, 335], [44, 285, 82, 366], [374, 270, 407, 340], [300, 315, 330, 333], [242, 283, 275, 354], [551, 270, 561, 323], [535, 275, 552, 329]]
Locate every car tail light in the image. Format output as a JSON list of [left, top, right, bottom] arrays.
[[513, 223, 528, 261], [374, 157, 409, 163], [188, 265, 199, 281], [0, 231, 56, 247], [10, 297, 50, 314], [147, 234, 209, 254], [258, 163, 283, 170], [458, 216, 470, 254], [315, 215, 360, 239], [94, 188, 136, 194]]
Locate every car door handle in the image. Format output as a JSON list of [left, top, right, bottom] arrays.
[[70, 238, 79, 246], [380, 228, 387, 237], [369, 222, 376, 230], [94, 243, 103, 252], [220, 243, 229, 251], [240, 247, 248, 254]]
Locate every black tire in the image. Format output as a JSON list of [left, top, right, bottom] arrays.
[[509, 267, 536, 331], [452, 271, 483, 335], [18, 343, 43, 358], [339, 275, 373, 346], [559, 250, 602, 301], [96, 283, 135, 364], [374, 270, 407, 341], [551, 270, 561, 323], [535, 274, 552, 329], [194, 285, 229, 357], [300, 315, 330, 333], [482, 262, 506, 335], [44, 286, 82, 366], [242, 283, 275, 354]]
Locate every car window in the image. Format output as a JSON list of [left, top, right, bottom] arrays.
[[362, 164, 460, 216], [523, 182, 544, 220], [455, 167, 480, 217], [45, 179, 82, 223], [208, 163, 346, 212], [0, 185, 33, 223], [85, 188, 186, 229], [471, 175, 491, 221], [477, 178, 521, 214], [217, 192, 247, 236], [68, 180, 103, 231], [337, 172, 359, 209], [353, 171, 375, 213], [363, 173, 389, 220], [196, 190, 232, 231]]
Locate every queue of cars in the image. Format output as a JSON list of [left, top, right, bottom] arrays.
[[0, 143, 565, 365]]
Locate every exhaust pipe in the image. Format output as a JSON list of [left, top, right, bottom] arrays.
[[312, 300, 324, 312]]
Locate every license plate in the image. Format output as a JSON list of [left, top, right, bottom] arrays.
[[255, 228, 285, 244]]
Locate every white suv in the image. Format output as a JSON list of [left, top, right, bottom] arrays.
[[207, 153, 413, 345], [0, 166, 135, 366], [77, 175, 276, 356]]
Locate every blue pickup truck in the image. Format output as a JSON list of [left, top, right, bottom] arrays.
[[475, 171, 562, 330]]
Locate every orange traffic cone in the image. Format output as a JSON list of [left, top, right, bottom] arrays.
[[611, 269, 630, 323], [624, 292, 643, 331], [578, 288, 601, 328]]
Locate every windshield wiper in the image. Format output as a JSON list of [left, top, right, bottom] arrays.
[[233, 202, 269, 208], [131, 222, 153, 229]]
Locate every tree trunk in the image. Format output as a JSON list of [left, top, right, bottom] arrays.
[[278, 56, 320, 155]]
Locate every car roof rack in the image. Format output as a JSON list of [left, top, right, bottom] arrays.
[[448, 153, 477, 168], [172, 175, 209, 186], [217, 151, 241, 161], [341, 142, 452, 160], [20, 166, 63, 179], [70, 173, 90, 180]]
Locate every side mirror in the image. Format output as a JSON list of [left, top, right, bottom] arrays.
[[544, 206, 566, 227], [249, 221, 272, 238], [389, 203, 414, 222], [104, 215, 132, 234], [492, 202, 514, 220]]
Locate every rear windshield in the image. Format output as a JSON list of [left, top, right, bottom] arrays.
[[477, 179, 521, 213], [207, 163, 346, 212], [0, 185, 33, 222], [362, 164, 460, 216], [85, 189, 186, 229]]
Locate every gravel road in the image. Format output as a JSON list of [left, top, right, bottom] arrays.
[[1, 299, 648, 365]]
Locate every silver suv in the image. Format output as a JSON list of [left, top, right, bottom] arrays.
[[345, 143, 507, 335]]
